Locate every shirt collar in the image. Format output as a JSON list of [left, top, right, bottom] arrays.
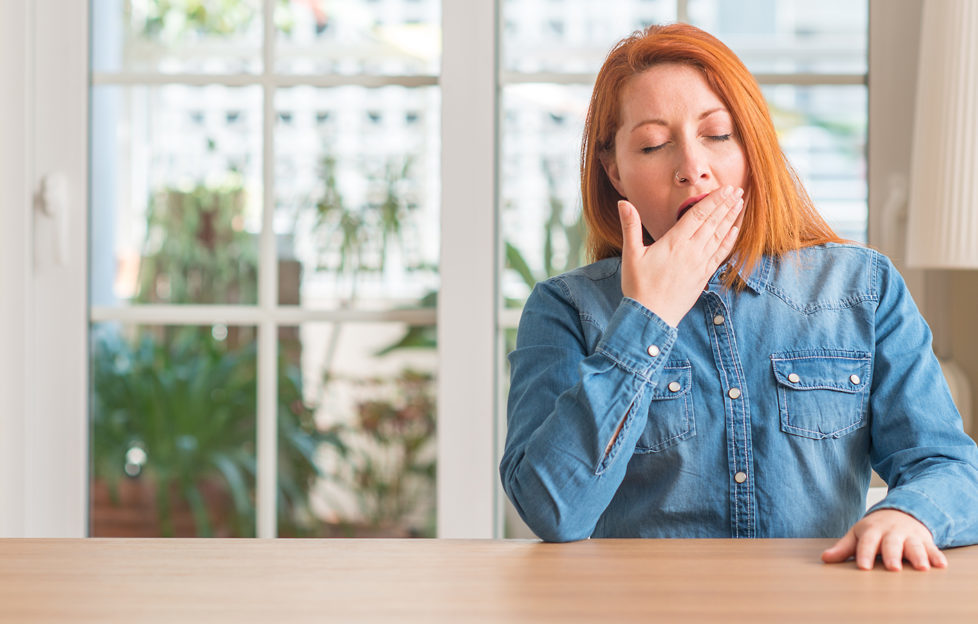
[[708, 254, 771, 294]]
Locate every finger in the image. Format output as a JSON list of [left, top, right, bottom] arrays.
[[618, 200, 645, 259], [903, 538, 930, 571], [880, 533, 905, 571], [733, 201, 745, 230], [925, 541, 948, 569], [703, 198, 743, 255], [855, 529, 882, 571], [821, 530, 856, 563], [670, 185, 736, 239], [691, 188, 744, 250], [710, 222, 739, 269]]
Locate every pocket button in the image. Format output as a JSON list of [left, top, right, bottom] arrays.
[[849, 374, 861, 385], [788, 373, 800, 383]]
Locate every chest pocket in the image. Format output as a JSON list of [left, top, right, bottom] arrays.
[[771, 350, 871, 440], [635, 361, 695, 453]]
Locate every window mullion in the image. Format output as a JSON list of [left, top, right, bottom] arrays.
[[438, 0, 499, 538], [256, 0, 278, 539]]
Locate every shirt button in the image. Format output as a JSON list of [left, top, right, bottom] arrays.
[[647, 345, 660, 357], [668, 381, 681, 393], [713, 315, 725, 326], [734, 471, 748, 484], [788, 373, 800, 383], [849, 374, 861, 385], [728, 388, 742, 400]]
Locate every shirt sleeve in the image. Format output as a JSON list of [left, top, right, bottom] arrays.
[[499, 277, 678, 542], [867, 253, 978, 548]]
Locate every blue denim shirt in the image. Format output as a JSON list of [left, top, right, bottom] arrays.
[[501, 243, 978, 544]]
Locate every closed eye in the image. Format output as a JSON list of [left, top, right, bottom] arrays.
[[707, 134, 732, 142], [640, 143, 667, 154]]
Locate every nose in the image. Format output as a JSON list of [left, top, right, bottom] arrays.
[[674, 142, 710, 185]]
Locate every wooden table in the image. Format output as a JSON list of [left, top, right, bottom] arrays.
[[1, 538, 976, 623]]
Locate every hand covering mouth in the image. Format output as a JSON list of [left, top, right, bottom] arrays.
[[676, 193, 709, 221]]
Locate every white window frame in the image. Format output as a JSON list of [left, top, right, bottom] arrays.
[[1, 0, 909, 539], [0, 0, 89, 537]]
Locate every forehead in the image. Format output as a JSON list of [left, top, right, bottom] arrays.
[[619, 63, 727, 120]]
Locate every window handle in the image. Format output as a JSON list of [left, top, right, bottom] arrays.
[[35, 172, 69, 267]]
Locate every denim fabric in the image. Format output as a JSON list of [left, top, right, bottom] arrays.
[[500, 243, 978, 544]]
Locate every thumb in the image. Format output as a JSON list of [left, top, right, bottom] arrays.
[[618, 200, 644, 257], [821, 529, 857, 564]]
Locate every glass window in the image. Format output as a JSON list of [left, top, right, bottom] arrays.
[[90, 0, 440, 538], [275, 0, 440, 75], [90, 323, 258, 537], [92, 0, 264, 74], [274, 86, 440, 308]]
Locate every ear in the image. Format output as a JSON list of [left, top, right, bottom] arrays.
[[600, 151, 626, 198]]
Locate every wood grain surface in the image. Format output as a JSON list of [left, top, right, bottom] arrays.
[[0, 538, 976, 623]]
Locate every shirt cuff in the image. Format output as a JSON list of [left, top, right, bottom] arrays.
[[595, 297, 679, 386], [867, 487, 956, 547]]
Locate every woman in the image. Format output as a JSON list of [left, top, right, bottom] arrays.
[[499, 23, 978, 571]]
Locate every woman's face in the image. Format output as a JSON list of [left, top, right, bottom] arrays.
[[603, 63, 747, 241]]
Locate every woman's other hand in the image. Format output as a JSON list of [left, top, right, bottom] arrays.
[[618, 185, 743, 328], [821, 508, 947, 571]]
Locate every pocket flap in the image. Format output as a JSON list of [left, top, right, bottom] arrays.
[[650, 361, 692, 400], [771, 350, 871, 393]]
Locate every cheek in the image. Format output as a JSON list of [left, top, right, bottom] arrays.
[[720, 145, 748, 184]]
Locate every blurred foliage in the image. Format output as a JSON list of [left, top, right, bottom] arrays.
[[505, 159, 586, 300], [136, 180, 257, 305], [135, 0, 290, 39], [313, 155, 422, 282], [91, 327, 346, 537], [324, 370, 436, 537], [93, 180, 347, 537]]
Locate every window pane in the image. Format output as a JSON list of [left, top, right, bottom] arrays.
[[90, 85, 262, 306], [763, 84, 867, 243], [90, 323, 257, 537], [91, 0, 263, 74], [688, 0, 868, 74], [275, 86, 440, 308], [275, 0, 441, 75], [277, 323, 437, 537], [502, 0, 676, 74], [501, 84, 591, 306]]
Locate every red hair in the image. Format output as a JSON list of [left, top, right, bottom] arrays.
[[581, 23, 842, 287]]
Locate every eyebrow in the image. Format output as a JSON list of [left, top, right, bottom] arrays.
[[630, 107, 728, 132]]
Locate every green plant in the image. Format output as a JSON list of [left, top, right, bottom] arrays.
[[323, 369, 436, 537], [92, 178, 346, 537], [91, 326, 345, 537], [505, 159, 586, 300], [137, 180, 257, 305], [312, 155, 421, 290]]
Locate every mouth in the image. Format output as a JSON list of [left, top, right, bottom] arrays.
[[676, 193, 709, 221]]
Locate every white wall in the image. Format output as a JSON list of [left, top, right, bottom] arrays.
[[869, 0, 977, 436]]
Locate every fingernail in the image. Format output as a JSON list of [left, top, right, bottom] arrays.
[[722, 185, 733, 197], [735, 187, 744, 198], [731, 226, 739, 236]]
